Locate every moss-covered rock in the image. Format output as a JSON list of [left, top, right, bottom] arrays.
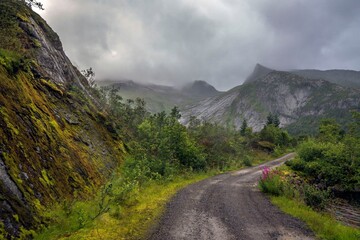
[[0, 0, 125, 237]]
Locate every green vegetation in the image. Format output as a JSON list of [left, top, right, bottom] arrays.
[[272, 196, 360, 240], [35, 171, 214, 240], [259, 114, 360, 239], [287, 114, 360, 192], [33, 87, 293, 239]]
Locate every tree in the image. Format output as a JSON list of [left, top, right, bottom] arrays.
[[266, 113, 274, 126], [81, 67, 96, 88], [240, 119, 248, 136], [266, 112, 280, 127], [23, 0, 44, 10], [273, 114, 280, 128]]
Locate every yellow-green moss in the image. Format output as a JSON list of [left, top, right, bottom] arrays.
[[13, 214, 19, 223], [33, 39, 42, 48], [40, 170, 54, 186], [16, 13, 30, 23], [40, 79, 64, 96]]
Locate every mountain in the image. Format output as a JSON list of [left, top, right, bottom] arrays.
[[0, 1, 124, 237], [99, 80, 221, 113], [181, 80, 220, 99], [246, 64, 360, 89], [292, 69, 360, 89], [181, 67, 360, 134], [244, 63, 273, 83]]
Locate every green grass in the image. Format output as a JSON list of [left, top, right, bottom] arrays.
[[34, 172, 215, 240], [35, 152, 284, 240], [271, 196, 360, 240]]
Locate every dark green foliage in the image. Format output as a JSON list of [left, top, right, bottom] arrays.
[[288, 116, 360, 192], [303, 185, 330, 210], [318, 119, 343, 143], [260, 124, 291, 147], [136, 107, 206, 173], [266, 113, 280, 127], [240, 119, 247, 136]]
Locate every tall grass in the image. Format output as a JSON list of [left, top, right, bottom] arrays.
[[35, 172, 214, 240]]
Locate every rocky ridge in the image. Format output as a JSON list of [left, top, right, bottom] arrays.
[[181, 67, 360, 134]]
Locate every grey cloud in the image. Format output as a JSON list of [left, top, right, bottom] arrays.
[[37, 0, 360, 90]]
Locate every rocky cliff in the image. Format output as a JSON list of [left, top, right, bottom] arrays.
[[0, 1, 124, 238]]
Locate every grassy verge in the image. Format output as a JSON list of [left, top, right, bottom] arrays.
[[36, 151, 285, 240], [271, 196, 360, 240], [35, 172, 215, 240]]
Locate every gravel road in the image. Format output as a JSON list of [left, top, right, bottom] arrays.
[[148, 153, 315, 240]]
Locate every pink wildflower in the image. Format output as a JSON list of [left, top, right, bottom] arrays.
[[262, 166, 270, 180]]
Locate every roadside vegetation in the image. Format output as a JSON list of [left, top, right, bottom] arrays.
[[259, 112, 360, 240], [35, 86, 293, 239]]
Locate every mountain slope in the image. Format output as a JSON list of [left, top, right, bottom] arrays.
[[181, 70, 360, 134], [245, 64, 360, 89], [0, 1, 124, 237], [292, 69, 360, 89], [100, 80, 221, 113], [244, 63, 273, 84]]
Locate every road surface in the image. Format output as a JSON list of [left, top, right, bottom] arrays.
[[148, 153, 314, 240]]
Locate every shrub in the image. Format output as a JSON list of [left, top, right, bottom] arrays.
[[297, 140, 325, 162], [242, 155, 252, 167], [286, 157, 306, 171], [303, 184, 330, 210]]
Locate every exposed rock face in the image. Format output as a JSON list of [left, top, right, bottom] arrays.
[[181, 70, 360, 134], [0, 1, 124, 237]]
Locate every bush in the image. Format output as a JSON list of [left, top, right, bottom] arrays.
[[286, 158, 306, 171], [297, 140, 325, 162], [303, 184, 330, 210], [242, 155, 252, 167]]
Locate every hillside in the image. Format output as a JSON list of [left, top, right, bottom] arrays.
[[246, 64, 360, 89], [0, 1, 124, 237], [99, 80, 221, 113], [292, 69, 360, 89], [181, 68, 360, 134]]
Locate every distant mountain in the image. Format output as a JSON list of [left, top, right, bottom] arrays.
[[99, 80, 221, 113], [245, 64, 360, 89], [181, 67, 360, 135], [181, 80, 220, 99], [292, 69, 360, 88]]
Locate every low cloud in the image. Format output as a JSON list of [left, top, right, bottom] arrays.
[[37, 0, 360, 90]]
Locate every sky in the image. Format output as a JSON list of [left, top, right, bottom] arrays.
[[35, 0, 360, 91]]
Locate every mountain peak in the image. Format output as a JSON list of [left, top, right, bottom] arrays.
[[244, 64, 273, 83], [182, 80, 220, 98]]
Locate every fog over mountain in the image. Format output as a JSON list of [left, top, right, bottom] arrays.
[[36, 0, 360, 90]]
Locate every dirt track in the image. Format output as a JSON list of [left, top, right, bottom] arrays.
[[148, 154, 315, 240]]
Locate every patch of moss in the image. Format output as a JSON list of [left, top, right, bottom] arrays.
[[40, 79, 64, 96], [40, 170, 54, 186]]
